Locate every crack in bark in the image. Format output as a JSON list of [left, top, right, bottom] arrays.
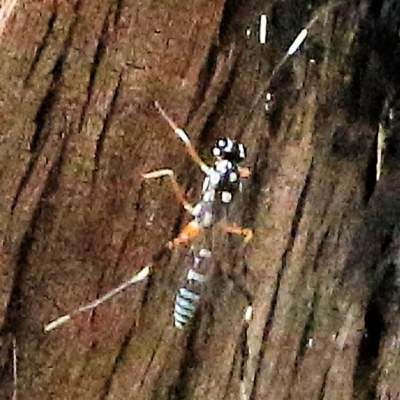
[[221, 332, 246, 400], [4, 135, 69, 334], [217, 0, 250, 46], [238, 317, 251, 397], [270, 158, 314, 325], [91, 72, 122, 187], [97, 268, 167, 400], [187, 42, 238, 138], [137, 331, 169, 397], [114, 0, 124, 26], [29, 0, 83, 153], [12, 2, 82, 214], [228, 342, 241, 391], [364, 130, 379, 204], [78, 5, 113, 135], [292, 292, 317, 376], [99, 325, 149, 400], [244, 137, 270, 228], [172, 328, 200, 400], [30, 1, 82, 154], [317, 368, 329, 400], [352, 293, 385, 399], [189, 43, 220, 120], [247, 158, 314, 400], [24, 8, 57, 86], [312, 227, 331, 272]]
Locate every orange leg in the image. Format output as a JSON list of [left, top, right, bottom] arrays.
[[239, 166, 252, 179], [223, 224, 253, 243], [142, 169, 193, 213], [142, 169, 202, 249], [154, 101, 212, 175], [168, 220, 203, 249]]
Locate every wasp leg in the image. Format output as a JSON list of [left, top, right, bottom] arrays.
[[154, 101, 212, 175], [225, 272, 254, 308], [142, 169, 194, 213], [142, 169, 202, 249], [223, 224, 253, 243], [239, 167, 252, 179], [168, 220, 203, 249]]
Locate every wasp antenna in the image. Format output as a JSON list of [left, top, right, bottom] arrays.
[[154, 101, 191, 144], [287, 28, 308, 56], [44, 266, 151, 332], [154, 101, 211, 172], [44, 315, 72, 332], [154, 101, 179, 132]]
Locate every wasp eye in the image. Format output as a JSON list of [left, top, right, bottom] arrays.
[[218, 138, 227, 148], [211, 137, 247, 163], [212, 138, 227, 158], [212, 147, 221, 157]]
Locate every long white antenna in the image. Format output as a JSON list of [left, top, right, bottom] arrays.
[[250, 1, 344, 110], [44, 266, 151, 332], [288, 28, 308, 55]]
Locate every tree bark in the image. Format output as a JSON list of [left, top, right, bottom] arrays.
[[1, 0, 400, 399]]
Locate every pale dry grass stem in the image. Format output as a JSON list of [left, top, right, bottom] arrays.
[[0, 0, 18, 38]]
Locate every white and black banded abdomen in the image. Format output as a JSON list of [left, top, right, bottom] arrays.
[[174, 249, 212, 329]]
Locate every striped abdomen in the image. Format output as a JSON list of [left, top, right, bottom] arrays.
[[174, 249, 211, 329]]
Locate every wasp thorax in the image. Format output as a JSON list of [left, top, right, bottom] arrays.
[[212, 158, 242, 204], [215, 159, 233, 173], [211, 137, 247, 163]]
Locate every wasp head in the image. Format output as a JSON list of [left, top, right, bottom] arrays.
[[211, 137, 247, 163]]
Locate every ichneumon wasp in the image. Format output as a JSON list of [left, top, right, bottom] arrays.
[[143, 102, 254, 328], [44, 102, 254, 332], [44, 1, 343, 333]]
